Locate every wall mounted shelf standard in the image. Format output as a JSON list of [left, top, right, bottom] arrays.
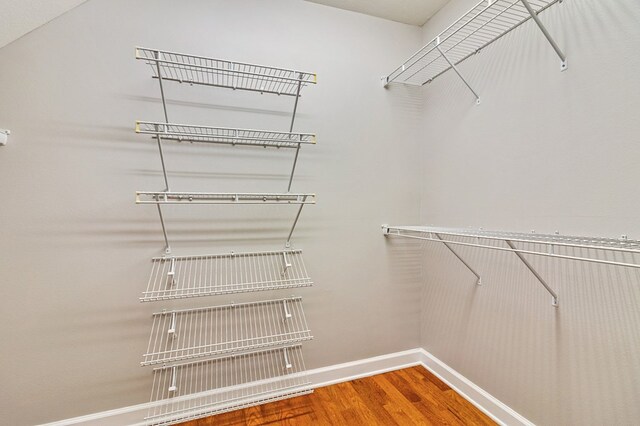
[[146, 345, 310, 426], [142, 297, 312, 366], [382, 225, 640, 307], [141, 250, 312, 302], [383, 0, 567, 104]]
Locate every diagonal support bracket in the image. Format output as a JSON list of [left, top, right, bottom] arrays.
[[520, 0, 567, 71], [505, 239, 559, 306], [435, 37, 481, 105], [434, 233, 482, 285]]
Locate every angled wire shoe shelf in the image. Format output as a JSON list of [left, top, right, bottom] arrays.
[[136, 121, 316, 149], [382, 225, 640, 307], [383, 0, 567, 104], [145, 345, 311, 426], [135, 46, 317, 424], [141, 250, 312, 302], [142, 297, 312, 365]]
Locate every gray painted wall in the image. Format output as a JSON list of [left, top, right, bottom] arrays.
[[417, 0, 640, 424], [0, 1, 424, 424]]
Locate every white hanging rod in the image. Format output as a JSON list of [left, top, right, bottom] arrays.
[[142, 297, 312, 366], [146, 345, 311, 425], [136, 47, 316, 97], [136, 191, 316, 205], [383, 0, 565, 93], [142, 249, 312, 302], [136, 121, 316, 149]]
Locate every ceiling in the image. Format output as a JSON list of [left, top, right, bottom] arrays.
[[0, 0, 449, 50], [0, 0, 88, 49], [305, 0, 451, 26]]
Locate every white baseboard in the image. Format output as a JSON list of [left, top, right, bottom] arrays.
[[42, 348, 533, 426]]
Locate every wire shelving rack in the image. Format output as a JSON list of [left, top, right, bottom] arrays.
[[134, 46, 317, 424], [145, 345, 310, 426], [141, 250, 312, 302], [382, 225, 640, 306], [383, 0, 567, 103], [142, 297, 312, 366]]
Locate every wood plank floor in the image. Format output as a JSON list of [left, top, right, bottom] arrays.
[[179, 366, 496, 425]]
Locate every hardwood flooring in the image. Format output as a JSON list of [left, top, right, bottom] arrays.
[[179, 366, 496, 425]]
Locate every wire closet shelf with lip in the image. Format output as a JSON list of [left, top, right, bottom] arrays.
[[383, 0, 568, 104], [382, 225, 640, 307]]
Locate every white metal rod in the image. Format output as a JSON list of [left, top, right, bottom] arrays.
[[154, 51, 171, 192], [156, 204, 171, 254], [520, 0, 567, 68], [286, 197, 307, 248], [287, 75, 304, 192], [436, 43, 481, 103], [283, 300, 292, 319], [434, 233, 482, 285], [281, 251, 292, 276], [505, 239, 558, 306], [385, 232, 640, 269], [169, 366, 177, 393], [283, 348, 292, 369]]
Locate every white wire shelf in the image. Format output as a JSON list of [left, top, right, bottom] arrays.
[[383, 226, 640, 255], [142, 297, 312, 366], [383, 225, 640, 306], [384, 0, 563, 88], [136, 121, 316, 149], [141, 250, 312, 302], [145, 345, 310, 426], [136, 47, 316, 97], [136, 191, 316, 205]]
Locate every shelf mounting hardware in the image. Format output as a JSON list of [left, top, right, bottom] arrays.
[[505, 239, 558, 306], [283, 347, 293, 370], [283, 299, 293, 320], [168, 312, 177, 337], [520, 0, 567, 71], [168, 366, 177, 393], [281, 251, 292, 276], [435, 37, 481, 105], [383, 226, 640, 307], [434, 233, 482, 285]]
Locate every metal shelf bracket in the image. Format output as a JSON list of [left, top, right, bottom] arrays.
[[435, 37, 481, 105], [505, 239, 559, 306], [434, 233, 482, 285], [520, 0, 567, 71]]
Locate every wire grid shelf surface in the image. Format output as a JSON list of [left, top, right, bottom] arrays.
[[136, 192, 316, 205], [136, 47, 316, 96], [136, 121, 316, 149], [146, 346, 310, 425], [386, 226, 640, 253], [142, 250, 312, 302], [385, 0, 560, 86], [142, 297, 312, 365]]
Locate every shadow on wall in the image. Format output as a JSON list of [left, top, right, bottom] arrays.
[[417, 236, 640, 425]]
